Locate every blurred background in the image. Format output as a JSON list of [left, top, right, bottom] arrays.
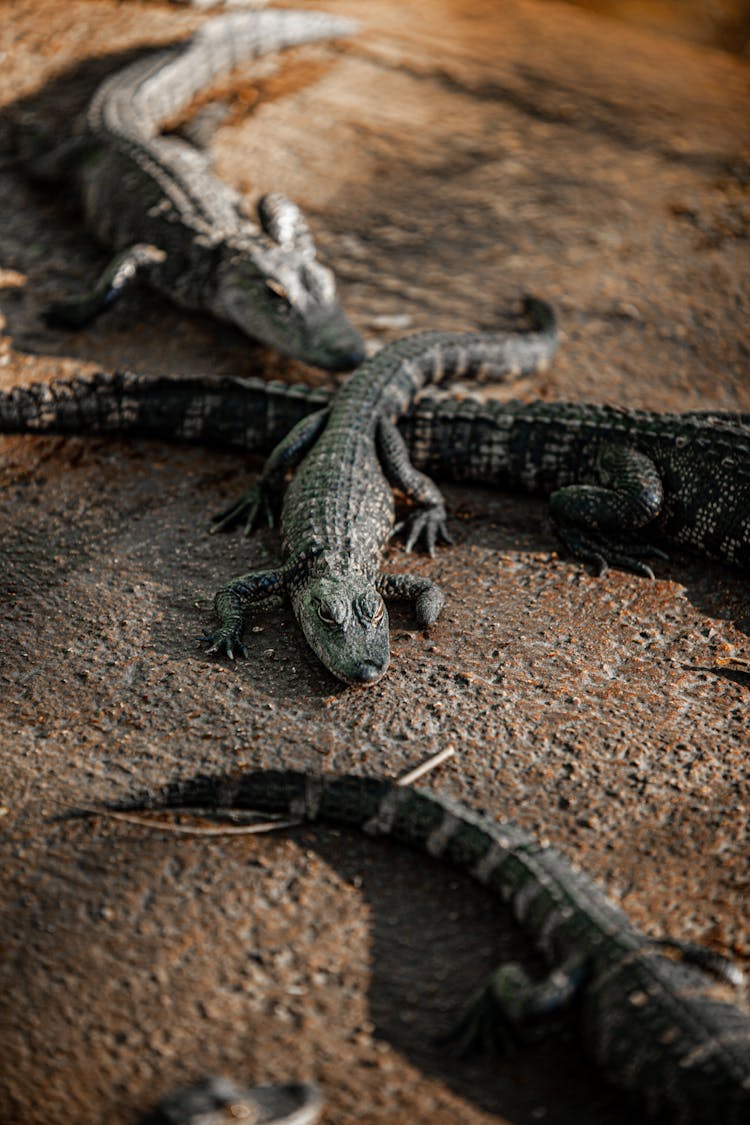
[[553, 0, 750, 54]]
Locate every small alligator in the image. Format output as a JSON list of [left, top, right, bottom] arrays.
[[24, 9, 364, 371], [402, 393, 750, 573], [104, 768, 750, 1124], [201, 298, 559, 683]]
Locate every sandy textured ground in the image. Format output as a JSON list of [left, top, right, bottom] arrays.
[[0, 1, 748, 1122]]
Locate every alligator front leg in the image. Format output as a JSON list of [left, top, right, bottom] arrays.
[[205, 566, 287, 660], [377, 572, 444, 626], [550, 445, 668, 577], [43, 244, 167, 329], [377, 417, 452, 555], [212, 408, 330, 536], [439, 954, 587, 1056]]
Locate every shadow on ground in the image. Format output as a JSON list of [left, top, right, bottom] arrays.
[[1, 808, 631, 1125]]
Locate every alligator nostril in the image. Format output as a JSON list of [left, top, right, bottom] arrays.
[[353, 661, 386, 684]]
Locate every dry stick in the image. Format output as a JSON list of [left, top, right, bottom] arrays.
[[397, 744, 456, 787], [91, 808, 300, 836]]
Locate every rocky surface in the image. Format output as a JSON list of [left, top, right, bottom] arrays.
[[0, 1, 748, 1122]]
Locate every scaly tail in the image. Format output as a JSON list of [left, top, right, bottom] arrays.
[[88, 10, 359, 141], [0, 371, 327, 450]]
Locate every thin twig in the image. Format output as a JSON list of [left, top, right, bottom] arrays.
[[397, 745, 456, 787], [88, 808, 301, 836], [122, 805, 273, 821]]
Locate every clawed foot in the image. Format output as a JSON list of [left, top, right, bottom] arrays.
[[394, 506, 453, 556], [202, 629, 247, 661], [43, 244, 166, 330], [554, 525, 669, 579], [435, 980, 516, 1059], [211, 483, 273, 536]]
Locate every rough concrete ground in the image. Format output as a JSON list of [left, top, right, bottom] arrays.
[[0, 1, 748, 1122]]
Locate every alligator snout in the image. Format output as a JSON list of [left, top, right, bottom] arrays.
[[347, 657, 389, 685]]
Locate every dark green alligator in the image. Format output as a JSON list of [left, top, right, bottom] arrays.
[[24, 10, 364, 371], [104, 768, 750, 1124], [190, 298, 558, 683]]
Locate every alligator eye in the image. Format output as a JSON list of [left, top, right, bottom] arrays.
[[317, 602, 338, 625], [265, 279, 289, 302], [372, 601, 385, 626]]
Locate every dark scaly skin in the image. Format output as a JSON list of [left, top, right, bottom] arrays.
[[25, 11, 364, 371], [2, 360, 748, 573], [401, 395, 750, 573], [204, 298, 558, 683], [110, 768, 750, 1125], [0, 369, 330, 453]]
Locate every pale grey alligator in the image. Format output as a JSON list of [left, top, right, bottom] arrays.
[[27, 9, 365, 370]]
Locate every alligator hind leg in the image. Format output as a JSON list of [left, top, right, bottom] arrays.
[[439, 954, 587, 1056], [377, 572, 444, 625], [550, 444, 668, 577], [43, 244, 167, 329], [377, 417, 452, 555], [211, 408, 330, 535]]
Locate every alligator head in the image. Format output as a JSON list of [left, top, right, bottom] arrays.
[[292, 572, 389, 685], [218, 193, 365, 372]]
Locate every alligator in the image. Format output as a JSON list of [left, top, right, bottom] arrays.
[[403, 392, 750, 574], [98, 767, 750, 1124], [23, 9, 365, 371], [200, 298, 560, 683]]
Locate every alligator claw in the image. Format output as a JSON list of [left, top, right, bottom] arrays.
[[211, 483, 273, 536], [554, 526, 666, 579], [202, 631, 247, 660], [394, 507, 452, 556], [435, 983, 516, 1059]]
